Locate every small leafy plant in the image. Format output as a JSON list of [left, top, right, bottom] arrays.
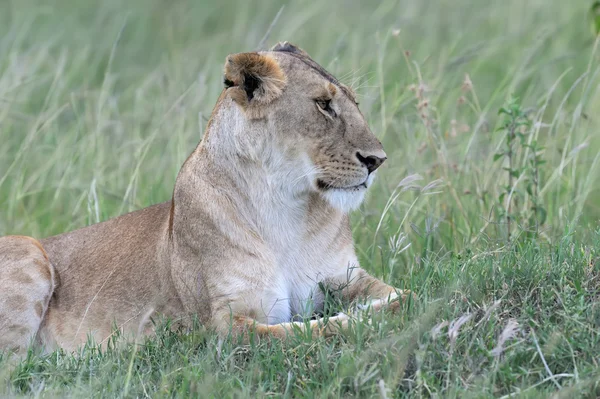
[[590, 1, 600, 36], [494, 96, 545, 242]]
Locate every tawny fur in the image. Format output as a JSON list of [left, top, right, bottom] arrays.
[[224, 53, 287, 119], [0, 42, 410, 353]]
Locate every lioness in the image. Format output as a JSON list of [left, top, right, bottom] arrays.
[[0, 42, 410, 353]]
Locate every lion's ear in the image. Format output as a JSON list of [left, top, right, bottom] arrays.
[[223, 53, 286, 117], [270, 41, 309, 57]]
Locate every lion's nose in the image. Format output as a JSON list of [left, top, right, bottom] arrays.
[[356, 150, 387, 174]]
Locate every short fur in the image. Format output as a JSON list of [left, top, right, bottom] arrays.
[[224, 52, 287, 119], [0, 43, 410, 353]]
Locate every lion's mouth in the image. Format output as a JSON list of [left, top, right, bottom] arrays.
[[316, 179, 367, 191]]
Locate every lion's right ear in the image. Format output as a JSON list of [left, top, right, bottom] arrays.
[[223, 53, 286, 119]]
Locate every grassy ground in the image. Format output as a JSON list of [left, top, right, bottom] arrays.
[[1, 0, 600, 397]]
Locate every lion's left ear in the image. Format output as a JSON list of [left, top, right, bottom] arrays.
[[223, 53, 286, 118]]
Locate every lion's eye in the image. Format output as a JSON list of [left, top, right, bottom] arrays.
[[316, 99, 330, 110], [315, 99, 336, 117]]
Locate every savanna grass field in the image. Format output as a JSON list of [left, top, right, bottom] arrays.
[[2, 0, 600, 397]]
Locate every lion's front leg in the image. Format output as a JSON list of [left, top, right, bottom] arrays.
[[328, 267, 413, 314], [226, 313, 351, 341]]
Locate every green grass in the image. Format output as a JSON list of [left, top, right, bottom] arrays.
[[1, 0, 600, 397]]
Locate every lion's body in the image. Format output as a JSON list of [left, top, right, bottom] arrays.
[[0, 43, 407, 353], [37, 202, 178, 350]]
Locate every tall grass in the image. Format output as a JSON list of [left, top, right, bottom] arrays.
[[1, 0, 600, 397]]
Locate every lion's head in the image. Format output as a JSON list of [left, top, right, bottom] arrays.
[[219, 42, 386, 212]]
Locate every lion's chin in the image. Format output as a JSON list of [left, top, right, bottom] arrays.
[[322, 188, 367, 213], [317, 173, 375, 213]]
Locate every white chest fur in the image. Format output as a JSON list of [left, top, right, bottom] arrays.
[[253, 202, 354, 324], [227, 144, 357, 324]]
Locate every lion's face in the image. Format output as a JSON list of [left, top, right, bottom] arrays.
[[222, 42, 386, 212]]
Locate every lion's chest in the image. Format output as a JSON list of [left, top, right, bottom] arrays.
[[259, 234, 352, 324], [250, 195, 354, 324]]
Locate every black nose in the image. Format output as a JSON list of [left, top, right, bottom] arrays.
[[356, 151, 387, 174]]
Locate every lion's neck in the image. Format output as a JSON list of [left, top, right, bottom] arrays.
[[173, 105, 336, 248]]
